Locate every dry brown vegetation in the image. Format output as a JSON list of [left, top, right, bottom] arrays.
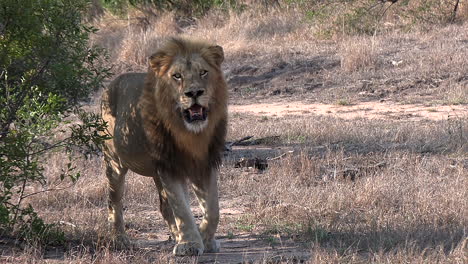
[[2, 1, 467, 263]]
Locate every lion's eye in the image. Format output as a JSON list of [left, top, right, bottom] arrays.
[[172, 73, 182, 80], [200, 70, 208, 77]]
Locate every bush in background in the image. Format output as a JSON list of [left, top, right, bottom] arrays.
[[0, 0, 111, 244], [96, 0, 467, 38], [101, 0, 241, 17]]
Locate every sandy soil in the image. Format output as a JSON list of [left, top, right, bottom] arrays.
[[229, 100, 467, 121]]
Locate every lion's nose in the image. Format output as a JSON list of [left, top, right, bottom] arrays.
[[184, 89, 204, 98]]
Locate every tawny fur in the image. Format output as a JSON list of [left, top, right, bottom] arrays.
[[102, 38, 227, 179], [100, 37, 228, 256]]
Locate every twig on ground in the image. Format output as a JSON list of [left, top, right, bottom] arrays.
[[328, 161, 387, 181], [58, 221, 77, 228], [267, 150, 294, 161]]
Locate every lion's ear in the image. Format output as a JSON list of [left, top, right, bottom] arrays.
[[205, 45, 224, 67], [149, 51, 169, 73]]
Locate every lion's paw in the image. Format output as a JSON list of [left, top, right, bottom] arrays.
[[204, 239, 220, 253], [111, 234, 133, 250], [173, 241, 204, 256]]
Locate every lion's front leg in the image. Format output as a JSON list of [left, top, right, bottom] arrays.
[[153, 176, 180, 242], [158, 175, 204, 256], [192, 169, 220, 253]]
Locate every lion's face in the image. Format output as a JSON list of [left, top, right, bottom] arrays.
[[166, 54, 214, 133], [149, 40, 225, 134]]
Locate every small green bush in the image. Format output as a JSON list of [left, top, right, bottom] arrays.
[[293, 0, 465, 37], [101, 0, 240, 16], [0, 0, 111, 244]]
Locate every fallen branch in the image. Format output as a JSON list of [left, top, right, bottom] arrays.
[[229, 136, 253, 146], [451, 0, 461, 22], [225, 135, 281, 151], [224, 136, 253, 151], [235, 135, 280, 146]]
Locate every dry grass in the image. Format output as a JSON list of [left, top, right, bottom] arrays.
[[89, 4, 468, 105], [3, 2, 468, 263], [5, 112, 465, 263], [339, 36, 380, 72], [224, 113, 467, 263]]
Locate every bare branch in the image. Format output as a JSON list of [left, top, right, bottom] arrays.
[[451, 0, 461, 22]]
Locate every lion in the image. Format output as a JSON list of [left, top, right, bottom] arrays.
[[100, 37, 228, 256]]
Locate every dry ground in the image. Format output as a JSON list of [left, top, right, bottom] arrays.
[[1, 4, 468, 264]]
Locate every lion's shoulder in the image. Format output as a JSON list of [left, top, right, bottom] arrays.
[[108, 72, 147, 98], [103, 72, 146, 116]]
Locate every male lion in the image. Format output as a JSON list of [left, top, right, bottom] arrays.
[[100, 38, 227, 256]]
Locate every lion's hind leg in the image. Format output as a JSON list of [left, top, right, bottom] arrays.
[[192, 169, 220, 253], [105, 157, 130, 248]]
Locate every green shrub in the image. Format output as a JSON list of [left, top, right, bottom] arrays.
[[0, 0, 111, 244], [293, 0, 465, 37], [101, 0, 240, 16]]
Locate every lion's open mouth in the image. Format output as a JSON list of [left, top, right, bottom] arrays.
[[183, 104, 208, 123]]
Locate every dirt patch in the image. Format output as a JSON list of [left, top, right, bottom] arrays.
[[197, 234, 310, 264], [115, 195, 308, 263], [230, 100, 467, 121], [134, 234, 310, 264]]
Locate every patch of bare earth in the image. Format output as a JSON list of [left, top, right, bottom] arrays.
[[230, 100, 467, 121]]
